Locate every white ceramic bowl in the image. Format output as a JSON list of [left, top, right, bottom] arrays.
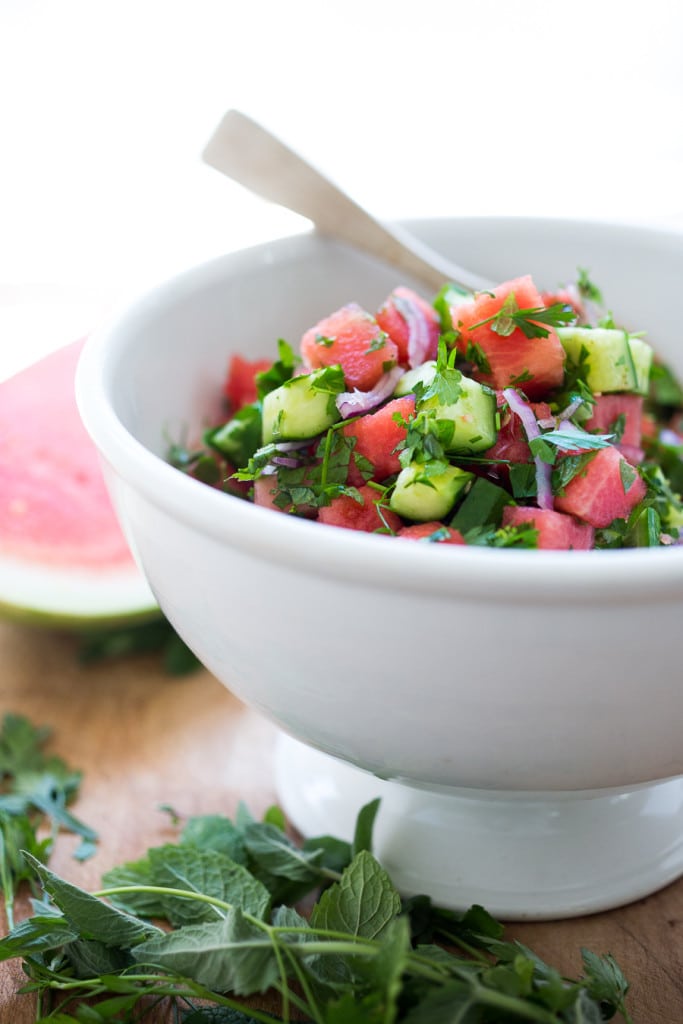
[[77, 218, 683, 916]]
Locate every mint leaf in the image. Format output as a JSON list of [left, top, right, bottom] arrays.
[[352, 798, 381, 858], [148, 845, 271, 925], [26, 855, 159, 948], [132, 907, 279, 995], [0, 914, 77, 961], [310, 851, 401, 940], [180, 814, 248, 863]]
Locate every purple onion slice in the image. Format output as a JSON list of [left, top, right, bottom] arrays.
[[336, 366, 405, 419], [503, 387, 554, 512]]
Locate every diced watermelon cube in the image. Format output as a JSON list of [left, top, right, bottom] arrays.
[[318, 484, 402, 534], [398, 521, 466, 544], [300, 303, 399, 391], [453, 276, 565, 399], [253, 475, 316, 517], [540, 287, 584, 322], [502, 506, 594, 550], [343, 395, 415, 485], [583, 393, 644, 464], [224, 354, 273, 411], [554, 445, 647, 527], [375, 286, 440, 367]]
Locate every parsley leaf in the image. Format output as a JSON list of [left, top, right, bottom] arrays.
[[576, 267, 604, 306], [469, 294, 576, 340], [254, 339, 298, 399]]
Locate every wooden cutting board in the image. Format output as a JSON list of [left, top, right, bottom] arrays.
[[0, 620, 681, 1021]]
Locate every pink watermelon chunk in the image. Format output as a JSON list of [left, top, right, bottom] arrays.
[[318, 484, 402, 534], [583, 394, 644, 463], [398, 521, 466, 544], [375, 286, 440, 367], [300, 303, 399, 391], [343, 395, 415, 485], [554, 445, 647, 527], [0, 339, 156, 626], [503, 506, 594, 550], [453, 276, 565, 399], [224, 354, 272, 411]]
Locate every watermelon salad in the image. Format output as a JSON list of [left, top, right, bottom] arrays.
[[170, 272, 683, 551]]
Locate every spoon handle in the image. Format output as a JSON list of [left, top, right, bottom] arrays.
[[202, 110, 492, 295]]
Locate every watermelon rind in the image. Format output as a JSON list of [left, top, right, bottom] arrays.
[[0, 555, 159, 630]]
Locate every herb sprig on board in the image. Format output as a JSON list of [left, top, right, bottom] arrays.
[[0, 783, 633, 1022], [0, 714, 97, 930]]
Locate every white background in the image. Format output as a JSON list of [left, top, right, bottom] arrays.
[[2, 0, 683, 379]]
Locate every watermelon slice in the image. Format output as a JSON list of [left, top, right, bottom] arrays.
[[0, 339, 157, 628]]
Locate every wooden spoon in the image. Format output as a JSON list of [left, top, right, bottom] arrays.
[[202, 109, 493, 295]]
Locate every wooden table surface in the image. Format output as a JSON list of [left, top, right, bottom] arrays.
[[1, 619, 682, 1022]]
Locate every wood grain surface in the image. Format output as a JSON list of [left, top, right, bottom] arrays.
[[0, 620, 681, 1022]]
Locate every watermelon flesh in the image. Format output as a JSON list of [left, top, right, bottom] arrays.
[[318, 484, 402, 534], [554, 446, 647, 528], [375, 286, 440, 367], [584, 393, 644, 464], [502, 506, 594, 550], [300, 303, 399, 391], [343, 395, 415, 485], [224, 354, 272, 411], [398, 521, 466, 544], [453, 276, 565, 399], [0, 339, 156, 626]]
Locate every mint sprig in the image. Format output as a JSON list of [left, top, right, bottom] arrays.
[[0, 787, 634, 1023]]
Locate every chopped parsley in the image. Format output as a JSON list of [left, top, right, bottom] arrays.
[[469, 293, 576, 340]]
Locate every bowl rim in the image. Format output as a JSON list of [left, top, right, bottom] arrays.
[[76, 215, 683, 605]]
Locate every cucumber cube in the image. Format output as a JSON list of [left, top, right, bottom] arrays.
[[390, 463, 473, 521], [557, 327, 653, 395], [262, 367, 343, 443]]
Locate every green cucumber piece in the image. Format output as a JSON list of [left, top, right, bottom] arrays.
[[390, 463, 473, 521], [394, 361, 437, 397], [557, 327, 653, 395], [396, 364, 498, 453], [423, 375, 498, 453], [262, 367, 343, 443]]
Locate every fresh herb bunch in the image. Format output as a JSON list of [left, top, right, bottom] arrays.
[[1, 794, 633, 1023], [0, 714, 97, 930]]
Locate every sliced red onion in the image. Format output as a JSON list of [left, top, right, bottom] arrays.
[[558, 396, 585, 422], [273, 440, 312, 452], [272, 456, 302, 468], [536, 397, 586, 431], [393, 294, 434, 368], [503, 387, 554, 512], [336, 366, 405, 419], [659, 428, 683, 447]]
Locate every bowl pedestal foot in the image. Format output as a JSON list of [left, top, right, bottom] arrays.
[[275, 732, 683, 920]]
